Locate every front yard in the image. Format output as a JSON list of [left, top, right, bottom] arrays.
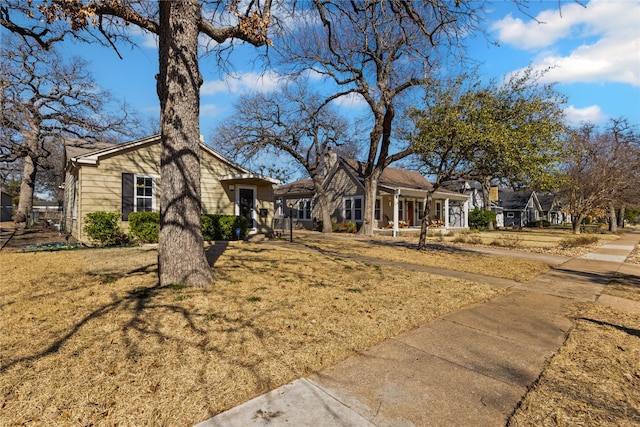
[[1, 242, 503, 426], [1, 227, 638, 426]]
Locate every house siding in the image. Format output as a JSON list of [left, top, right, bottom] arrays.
[[325, 165, 363, 222], [68, 139, 275, 243]]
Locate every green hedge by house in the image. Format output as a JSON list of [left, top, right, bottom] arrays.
[[469, 208, 497, 230], [201, 214, 248, 241], [84, 211, 128, 246], [128, 211, 160, 243]]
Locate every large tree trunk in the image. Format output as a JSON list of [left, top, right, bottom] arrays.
[[15, 154, 37, 224], [361, 172, 380, 236], [156, 0, 213, 287], [418, 192, 434, 250], [312, 176, 332, 233], [481, 175, 495, 230], [609, 203, 617, 233]]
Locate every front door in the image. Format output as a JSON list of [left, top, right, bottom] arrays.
[[407, 201, 414, 226], [238, 187, 255, 229]]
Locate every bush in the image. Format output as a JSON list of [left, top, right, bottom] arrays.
[[202, 214, 248, 240], [558, 235, 599, 249], [128, 211, 160, 243], [84, 211, 127, 246], [526, 220, 551, 228], [332, 221, 358, 233], [469, 208, 496, 230]]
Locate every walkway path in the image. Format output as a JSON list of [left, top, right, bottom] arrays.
[[197, 232, 639, 426]]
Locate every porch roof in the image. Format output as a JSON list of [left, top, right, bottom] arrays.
[[378, 185, 470, 201]]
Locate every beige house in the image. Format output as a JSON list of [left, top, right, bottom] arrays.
[[63, 135, 278, 243], [275, 157, 470, 236]]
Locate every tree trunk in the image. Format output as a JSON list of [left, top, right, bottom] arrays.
[[418, 192, 434, 250], [572, 213, 585, 234], [481, 175, 495, 230], [609, 203, 617, 233], [361, 172, 380, 236], [618, 205, 626, 228], [313, 178, 332, 233], [156, 0, 213, 287], [15, 154, 37, 224]]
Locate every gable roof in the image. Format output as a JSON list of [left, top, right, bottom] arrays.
[[274, 179, 315, 196], [499, 190, 534, 210], [536, 194, 555, 211], [65, 134, 278, 184], [341, 158, 433, 191]]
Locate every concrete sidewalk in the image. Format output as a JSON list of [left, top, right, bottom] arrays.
[[196, 232, 639, 427]]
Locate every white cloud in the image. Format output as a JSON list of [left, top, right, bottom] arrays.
[[492, 0, 640, 86], [200, 104, 222, 117], [564, 104, 607, 127], [332, 92, 368, 110], [201, 71, 283, 95]]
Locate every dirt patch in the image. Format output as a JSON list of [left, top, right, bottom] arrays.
[[1, 222, 77, 251]]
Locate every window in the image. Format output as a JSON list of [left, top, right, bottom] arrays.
[[375, 198, 381, 221], [435, 201, 442, 219], [122, 173, 157, 220], [416, 201, 424, 220], [507, 212, 515, 218], [343, 196, 363, 222], [398, 199, 404, 220], [297, 198, 312, 220], [135, 176, 155, 212]]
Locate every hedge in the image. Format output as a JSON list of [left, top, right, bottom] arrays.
[[202, 214, 249, 241], [128, 211, 160, 243]]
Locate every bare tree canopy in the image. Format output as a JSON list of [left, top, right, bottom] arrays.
[[0, 33, 138, 222], [214, 77, 360, 232], [560, 118, 640, 234], [279, 0, 485, 234]]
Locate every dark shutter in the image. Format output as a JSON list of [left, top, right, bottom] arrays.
[[122, 173, 133, 221]]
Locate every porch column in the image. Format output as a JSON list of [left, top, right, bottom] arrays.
[[444, 198, 449, 228], [393, 190, 399, 237], [463, 199, 469, 228]]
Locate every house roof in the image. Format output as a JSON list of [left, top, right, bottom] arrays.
[[536, 194, 555, 211], [65, 134, 279, 184], [64, 139, 118, 160], [274, 179, 315, 196], [499, 190, 533, 210], [341, 158, 434, 191]]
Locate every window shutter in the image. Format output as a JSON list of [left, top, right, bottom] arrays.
[[122, 173, 133, 221]]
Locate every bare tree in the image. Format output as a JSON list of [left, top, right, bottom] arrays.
[[2, 1, 276, 287], [279, 0, 483, 235], [0, 34, 135, 223], [214, 78, 358, 233], [560, 119, 640, 234]]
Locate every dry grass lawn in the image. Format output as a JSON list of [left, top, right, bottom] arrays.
[[509, 303, 640, 426], [297, 234, 550, 282], [1, 243, 504, 426]]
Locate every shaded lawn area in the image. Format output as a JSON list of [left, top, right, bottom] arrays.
[[0, 243, 504, 426]]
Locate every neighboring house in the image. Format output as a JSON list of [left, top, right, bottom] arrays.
[[275, 157, 470, 236], [1, 191, 13, 222], [537, 194, 571, 225], [441, 180, 504, 227], [498, 189, 544, 227], [62, 135, 278, 243]]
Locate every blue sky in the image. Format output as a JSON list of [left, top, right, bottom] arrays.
[[60, 0, 639, 138]]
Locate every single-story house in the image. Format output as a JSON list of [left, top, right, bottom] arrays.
[[537, 194, 571, 225], [275, 157, 470, 236], [62, 134, 278, 243], [498, 189, 543, 227]]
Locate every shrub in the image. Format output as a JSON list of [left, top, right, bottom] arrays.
[[128, 211, 160, 243], [526, 220, 551, 228], [558, 235, 599, 249], [469, 208, 496, 230], [490, 235, 522, 249], [202, 214, 248, 240], [332, 221, 357, 233], [84, 211, 127, 246]]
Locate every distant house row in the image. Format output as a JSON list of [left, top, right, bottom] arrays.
[[60, 135, 570, 244]]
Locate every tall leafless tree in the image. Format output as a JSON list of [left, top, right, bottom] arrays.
[[214, 78, 359, 233], [0, 34, 135, 223], [279, 0, 483, 234], [560, 119, 640, 234]]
